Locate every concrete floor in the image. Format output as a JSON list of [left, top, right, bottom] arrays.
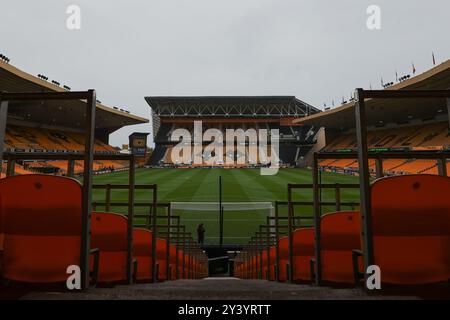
[[20, 278, 425, 300]]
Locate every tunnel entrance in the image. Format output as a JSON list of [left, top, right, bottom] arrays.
[[202, 244, 242, 277]]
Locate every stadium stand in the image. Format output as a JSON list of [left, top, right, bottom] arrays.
[[325, 122, 450, 152], [145, 97, 319, 167], [319, 122, 450, 176], [296, 60, 450, 176], [0, 59, 148, 178], [3, 125, 130, 175]]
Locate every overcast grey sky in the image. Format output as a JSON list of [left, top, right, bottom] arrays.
[[1, 0, 449, 146]]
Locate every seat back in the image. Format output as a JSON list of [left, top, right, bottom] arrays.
[[292, 227, 314, 281], [320, 211, 361, 283], [0, 175, 82, 283], [0, 191, 3, 274], [178, 250, 186, 278], [278, 236, 288, 281], [268, 246, 276, 281], [133, 228, 152, 281], [169, 245, 177, 264], [156, 238, 168, 281], [169, 245, 177, 280], [259, 247, 276, 280], [91, 212, 128, 282], [371, 174, 450, 284]]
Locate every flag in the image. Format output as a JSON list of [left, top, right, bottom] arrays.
[[412, 62, 416, 75], [432, 52, 436, 66]]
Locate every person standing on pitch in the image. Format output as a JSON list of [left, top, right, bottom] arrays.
[[197, 223, 205, 244]]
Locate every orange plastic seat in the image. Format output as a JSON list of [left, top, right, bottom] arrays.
[[184, 253, 190, 277], [268, 246, 276, 281], [260, 250, 268, 280], [249, 258, 257, 279], [156, 238, 168, 281], [133, 229, 169, 282], [278, 236, 288, 281], [236, 263, 243, 278], [0, 175, 83, 283], [178, 250, 185, 278], [0, 186, 4, 275], [292, 227, 315, 282], [169, 245, 178, 280], [320, 211, 361, 283], [91, 212, 128, 283], [133, 228, 153, 281], [370, 175, 450, 284], [259, 247, 277, 280]]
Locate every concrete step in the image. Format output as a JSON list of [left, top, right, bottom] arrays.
[[22, 278, 420, 300]]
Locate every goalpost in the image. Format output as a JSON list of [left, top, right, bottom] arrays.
[[170, 202, 275, 245]]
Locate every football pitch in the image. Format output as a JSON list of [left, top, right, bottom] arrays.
[[91, 168, 360, 244]]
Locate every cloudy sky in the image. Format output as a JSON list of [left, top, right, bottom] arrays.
[[1, 0, 449, 146]]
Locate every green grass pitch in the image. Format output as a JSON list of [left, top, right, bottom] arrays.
[[91, 168, 360, 244]]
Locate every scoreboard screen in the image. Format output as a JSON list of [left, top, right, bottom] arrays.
[[129, 133, 149, 156], [132, 138, 146, 148]]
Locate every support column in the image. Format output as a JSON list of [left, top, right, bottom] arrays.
[[67, 159, 75, 177], [437, 158, 447, 177], [0, 101, 8, 178], [80, 90, 96, 290], [127, 156, 135, 284], [312, 152, 322, 285], [6, 158, 15, 176], [375, 157, 383, 178], [354, 89, 374, 287]]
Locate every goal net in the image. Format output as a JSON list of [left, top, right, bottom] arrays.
[[170, 202, 274, 245]]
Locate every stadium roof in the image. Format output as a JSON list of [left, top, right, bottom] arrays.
[[294, 60, 450, 130], [145, 96, 319, 118], [0, 60, 148, 132]]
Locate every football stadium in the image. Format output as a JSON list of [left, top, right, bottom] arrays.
[[1, 1, 450, 306]]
